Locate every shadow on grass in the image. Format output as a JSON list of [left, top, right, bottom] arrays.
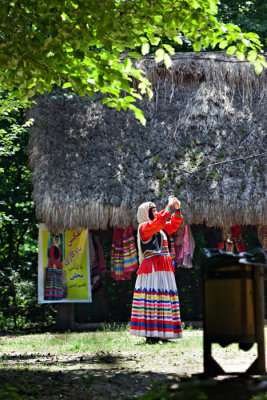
[[160, 374, 267, 400], [1, 365, 267, 400], [0, 368, 89, 400], [1, 352, 128, 366], [0, 367, 177, 400]]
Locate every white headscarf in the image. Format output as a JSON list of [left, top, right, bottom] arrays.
[[137, 201, 156, 224], [136, 201, 156, 264]]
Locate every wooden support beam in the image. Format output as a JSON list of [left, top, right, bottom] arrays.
[[55, 303, 75, 331], [249, 265, 266, 374]]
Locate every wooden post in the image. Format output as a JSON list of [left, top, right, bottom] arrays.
[[247, 265, 266, 374], [203, 269, 225, 376], [55, 303, 75, 331]]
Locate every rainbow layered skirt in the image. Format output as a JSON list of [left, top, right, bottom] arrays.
[[130, 268, 182, 339]]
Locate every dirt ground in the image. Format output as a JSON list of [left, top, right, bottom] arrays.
[[1, 331, 267, 400]]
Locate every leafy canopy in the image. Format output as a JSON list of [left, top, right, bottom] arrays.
[[0, 0, 266, 124], [218, 0, 267, 50], [0, 92, 40, 330]]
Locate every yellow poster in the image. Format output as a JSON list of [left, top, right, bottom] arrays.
[[38, 224, 92, 303]]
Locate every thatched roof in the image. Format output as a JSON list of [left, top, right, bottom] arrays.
[[28, 52, 267, 233]]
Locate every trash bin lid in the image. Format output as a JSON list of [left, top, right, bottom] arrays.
[[202, 248, 267, 269]]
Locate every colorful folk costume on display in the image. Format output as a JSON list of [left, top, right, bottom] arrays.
[[89, 232, 107, 290], [173, 224, 195, 268], [130, 202, 183, 339], [110, 226, 138, 280], [231, 225, 246, 253], [44, 242, 64, 300], [219, 225, 246, 254]]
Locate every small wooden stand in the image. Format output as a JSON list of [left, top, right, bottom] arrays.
[[203, 264, 266, 376]]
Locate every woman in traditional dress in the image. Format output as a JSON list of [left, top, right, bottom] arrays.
[[44, 235, 64, 300], [130, 196, 183, 343]]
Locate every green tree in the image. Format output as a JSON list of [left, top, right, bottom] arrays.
[[0, 93, 54, 330], [0, 0, 266, 124], [218, 0, 267, 50]]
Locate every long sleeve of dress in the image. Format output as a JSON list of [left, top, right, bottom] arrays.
[[140, 207, 172, 241], [140, 208, 184, 241], [164, 210, 184, 236]]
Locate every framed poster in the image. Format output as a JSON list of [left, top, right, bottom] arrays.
[[38, 224, 92, 303]]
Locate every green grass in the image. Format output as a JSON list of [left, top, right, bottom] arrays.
[[0, 327, 266, 400], [0, 327, 203, 355]]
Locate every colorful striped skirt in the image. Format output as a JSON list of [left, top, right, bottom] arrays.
[[44, 266, 63, 300], [130, 268, 182, 339]]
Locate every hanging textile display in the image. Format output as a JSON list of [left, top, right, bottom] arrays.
[[173, 224, 195, 268], [231, 225, 246, 253], [169, 235, 176, 265], [218, 239, 235, 253], [89, 232, 107, 290], [110, 226, 138, 280], [38, 224, 91, 303], [257, 225, 267, 251], [219, 225, 246, 254]]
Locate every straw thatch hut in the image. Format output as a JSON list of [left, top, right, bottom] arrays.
[[28, 52, 267, 233]]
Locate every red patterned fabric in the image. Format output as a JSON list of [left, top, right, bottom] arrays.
[[231, 225, 242, 240]]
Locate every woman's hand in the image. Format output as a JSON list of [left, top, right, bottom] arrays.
[[168, 195, 175, 205], [168, 195, 180, 209], [173, 197, 181, 209]]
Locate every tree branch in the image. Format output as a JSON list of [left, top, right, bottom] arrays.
[[207, 152, 267, 168]]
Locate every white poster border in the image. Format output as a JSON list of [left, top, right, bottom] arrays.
[[38, 223, 92, 304]]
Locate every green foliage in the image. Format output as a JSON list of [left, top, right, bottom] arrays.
[[0, 383, 35, 400], [99, 322, 130, 332], [140, 379, 172, 400], [218, 0, 267, 50], [0, 0, 265, 124], [0, 384, 24, 400], [243, 230, 261, 253], [0, 92, 55, 331], [251, 393, 267, 400], [139, 377, 208, 400], [80, 374, 96, 393], [207, 170, 219, 180]]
